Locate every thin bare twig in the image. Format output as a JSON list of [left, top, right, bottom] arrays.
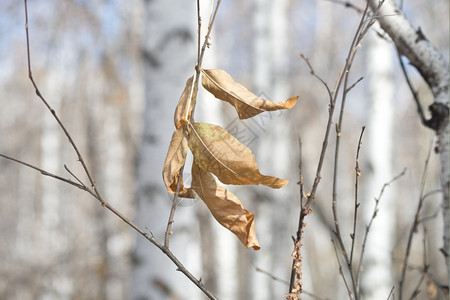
[[325, 0, 364, 13], [288, 137, 305, 297], [24, 0, 106, 206], [387, 285, 396, 299], [356, 168, 407, 286], [256, 266, 330, 300], [164, 165, 185, 248], [396, 51, 427, 125], [0, 154, 93, 195], [64, 164, 85, 187], [350, 126, 366, 265], [409, 225, 429, 299], [399, 139, 434, 300], [329, 3, 375, 299], [346, 76, 364, 93], [256, 267, 290, 286], [331, 236, 354, 299]]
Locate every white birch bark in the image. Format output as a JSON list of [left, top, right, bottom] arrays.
[[368, 0, 450, 287], [132, 1, 199, 299], [360, 26, 395, 299], [250, 0, 274, 298], [251, 0, 294, 298]]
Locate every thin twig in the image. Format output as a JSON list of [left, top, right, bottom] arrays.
[[331, 236, 354, 299], [197, 0, 221, 69], [164, 165, 185, 248], [299, 53, 332, 100], [256, 266, 330, 300], [345, 76, 364, 93], [64, 164, 85, 187], [356, 168, 407, 285], [399, 138, 434, 299], [256, 267, 290, 285], [386, 285, 395, 299], [325, 0, 364, 13], [329, 3, 374, 299], [409, 225, 429, 299], [24, 0, 106, 207], [396, 50, 427, 125], [288, 137, 305, 297], [197, 0, 201, 64], [350, 126, 366, 265], [0, 154, 93, 195]]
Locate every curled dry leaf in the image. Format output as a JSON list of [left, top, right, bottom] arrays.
[[174, 75, 196, 129], [162, 126, 195, 198], [188, 122, 288, 188], [201, 69, 298, 119], [191, 161, 260, 250]]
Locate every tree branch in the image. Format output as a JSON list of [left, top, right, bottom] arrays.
[[367, 0, 450, 289]]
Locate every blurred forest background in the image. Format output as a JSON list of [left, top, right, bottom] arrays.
[[0, 0, 448, 299]]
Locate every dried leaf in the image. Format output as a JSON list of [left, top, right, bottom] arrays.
[[188, 122, 288, 188], [174, 75, 196, 128], [191, 162, 260, 250], [162, 126, 195, 198], [201, 69, 298, 119], [427, 278, 438, 299]]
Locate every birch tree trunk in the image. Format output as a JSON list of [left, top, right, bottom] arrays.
[[360, 26, 395, 299], [252, 0, 295, 298], [251, 1, 273, 299], [132, 1, 200, 299], [367, 0, 450, 287]]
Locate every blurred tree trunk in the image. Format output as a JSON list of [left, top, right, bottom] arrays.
[[251, 0, 294, 298], [367, 0, 449, 289], [360, 26, 395, 299], [195, 2, 239, 296], [132, 1, 200, 299], [250, 0, 274, 298]]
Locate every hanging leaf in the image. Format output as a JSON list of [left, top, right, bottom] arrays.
[[162, 126, 195, 198], [188, 122, 288, 188], [201, 69, 298, 119], [191, 161, 260, 250], [174, 75, 196, 129]]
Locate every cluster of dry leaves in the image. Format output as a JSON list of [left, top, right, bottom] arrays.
[[163, 68, 298, 250]]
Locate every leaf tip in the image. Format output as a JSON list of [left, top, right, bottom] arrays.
[[251, 245, 261, 250], [285, 96, 299, 109]]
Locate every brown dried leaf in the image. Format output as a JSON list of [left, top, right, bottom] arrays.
[[427, 278, 438, 299], [201, 69, 298, 119], [188, 122, 288, 188], [162, 126, 195, 198], [174, 75, 196, 129], [191, 162, 260, 250]]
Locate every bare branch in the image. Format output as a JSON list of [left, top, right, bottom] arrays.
[[399, 139, 433, 299], [356, 168, 407, 286], [0, 154, 93, 195], [350, 126, 366, 264], [24, 0, 106, 206]]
